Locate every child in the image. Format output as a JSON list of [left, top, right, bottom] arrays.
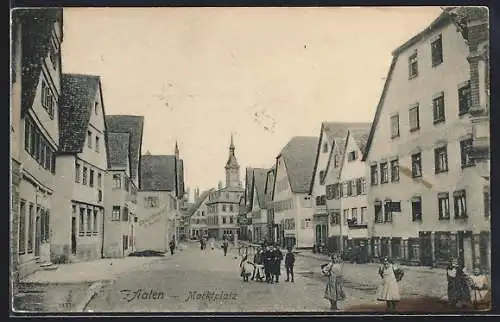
[[285, 247, 295, 283]]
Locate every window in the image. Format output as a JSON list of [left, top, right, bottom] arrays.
[[343, 209, 349, 224], [95, 136, 100, 152], [351, 208, 358, 221], [342, 182, 348, 198], [93, 210, 98, 234], [87, 209, 92, 236], [326, 184, 334, 200], [390, 114, 400, 138], [87, 131, 92, 148], [82, 167, 88, 185], [390, 159, 399, 182], [49, 39, 58, 70], [438, 192, 450, 220], [41, 81, 55, 118], [112, 206, 121, 221], [409, 104, 420, 131], [360, 207, 367, 224], [27, 204, 34, 253], [484, 188, 490, 217], [75, 163, 81, 183], [433, 93, 445, 123], [458, 82, 471, 115], [223, 216, 227, 224], [384, 200, 393, 222], [460, 139, 474, 168], [370, 165, 378, 185], [334, 154, 339, 168], [122, 207, 129, 222], [79, 208, 85, 236], [124, 177, 130, 192], [355, 178, 362, 195], [412, 196, 422, 221], [409, 51, 418, 78], [18, 200, 26, 254], [411, 153, 422, 177], [97, 173, 102, 188], [322, 142, 328, 153], [408, 238, 420, 260], [380, 162, 389, 184], [230, 205, 234, 212], [453, 190, 467, 219], [230, 216, 234, 224], [24, 119, 31, 152], [144, 196, 159, 208], [347, 181, 353, 196], [347, 151, 357, 162], [45, 149, 52, 171], [89, 169, 95, 187], [112, 174, 121, 189], [431, 34, 443, 66], [434, 145, 448, 173], [40, 209, 50, 243], [329, 210, 341, 225], [319, 170, 326, 185], [222, 205, 227, 212]]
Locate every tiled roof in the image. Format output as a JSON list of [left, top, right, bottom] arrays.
[[265, 167, 276, 199], [107, 132, 130, 168], [188, 189, 215, 216], [348, 125, 372, 154], [279, 136, 319, 193], [140, 155, 177, 191], [59, 74, 101, 153], [106, 115, 144, 182], [252, 168, 268, 208], [17, 8, 63, 116]]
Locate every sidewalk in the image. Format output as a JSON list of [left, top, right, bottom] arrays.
[[13, 251, 171, 313]]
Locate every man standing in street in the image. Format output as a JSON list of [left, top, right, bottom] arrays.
[[272, 245, 283, 283], [169, 238, 176, 255], [285, 246, 295, 283], [263, 246, 273, 284], [222, 238, 229, 256]]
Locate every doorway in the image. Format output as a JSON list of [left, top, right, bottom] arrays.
[[71, 217, 77, 254], [35, 214, 41, 257]]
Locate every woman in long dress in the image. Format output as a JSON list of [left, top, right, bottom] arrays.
[[376, 257, 402, 312], [322, 253, 345, 311]]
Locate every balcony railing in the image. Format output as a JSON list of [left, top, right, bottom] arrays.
[[347, 218, 367, 229]]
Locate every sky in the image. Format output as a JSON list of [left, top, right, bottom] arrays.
[[62, 6, 444, 200]]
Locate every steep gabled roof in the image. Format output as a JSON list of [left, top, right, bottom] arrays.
[[311, 122, 371, 192], [264, 166, 276, 202], [59, 74, 101, 153], [107, 132, 131, 170], [278, 136, 318, 193], [106, 115, 144, 182], [252, 168, 268, 209], [140, 154, 177, 191], [338, 126, 372, 179], [16, 8, 63, 116], [188, 188, 214, 217], [244, 167, 254, 207]]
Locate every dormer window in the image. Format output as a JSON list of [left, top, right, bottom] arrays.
[[322, 142, 328, 153]]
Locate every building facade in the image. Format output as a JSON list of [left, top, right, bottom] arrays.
[[53, 74, 108, 263], [247, 168, 269, 243], [206, 135, 244, 240], [362, 9, 490, 270], [103, 131, 140, 258], [272, 137, 318, 249], [336, 128, 371, 261], [189, 189, 213, 239], [265, 167, 276, 243], [13, 9, 63, 279]]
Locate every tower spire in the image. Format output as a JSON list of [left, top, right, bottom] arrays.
[[230, 132, 235, 151], [175, 140, 179, 158]]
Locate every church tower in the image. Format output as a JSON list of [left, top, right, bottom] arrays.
[[225, 133, 241, 188]]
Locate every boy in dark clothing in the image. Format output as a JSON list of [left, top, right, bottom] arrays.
[[169, 239, 176, 255], [285, 247, 295, 282]]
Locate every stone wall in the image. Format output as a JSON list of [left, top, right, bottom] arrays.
[[11, 159, 21, 294]]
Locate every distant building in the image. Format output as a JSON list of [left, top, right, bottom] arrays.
[[12, 8, 63, 280], [265, 167, 276, 242], [188, 189, 214, 239], [206, 135, 244, 240], [53, 74, 109, 263], [136, 145, 185, 251], [362, 8, 490, 270], [272, 136, 318, 249], [246, 168, 269, 243]]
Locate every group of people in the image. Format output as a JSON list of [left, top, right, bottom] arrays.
[[240, 244, 296, 284], [446, 258, 490, 309]]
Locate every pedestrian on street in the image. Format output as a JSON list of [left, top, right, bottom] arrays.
[[446, 258, 472, 308], [285, 246, 295, 283], [321, 253, 345, 311], [376, 257, 403, 312], [169, 238, 176, 255], [210, 238, 215, 250], [272, 245, 283, 283], [263, 246, 273, 284], [223, 238, 229, 256]]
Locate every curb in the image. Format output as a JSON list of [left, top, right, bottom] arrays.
[[74, 280, 112, 312]]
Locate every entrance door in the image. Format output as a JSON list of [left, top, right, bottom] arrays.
[[419, 231, 433, 266], [35, 215, 41, 257], [458, 231, 473, 270], [315, 225, 321, 245], [71, 217, 77, 254]]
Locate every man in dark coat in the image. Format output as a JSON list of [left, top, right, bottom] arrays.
[[263, 246, 273, 284], [222, 238, 229, 256], [272, 245, 283, 283], [285, 246, 295, 283], [169, 238, 176, 255]]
